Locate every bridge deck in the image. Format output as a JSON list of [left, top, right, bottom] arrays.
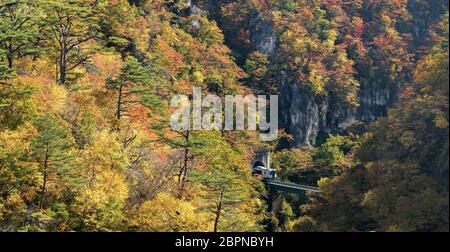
[[264, 179, 320, 194]]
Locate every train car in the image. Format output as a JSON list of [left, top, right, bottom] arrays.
[[252, 166, 277, 179]]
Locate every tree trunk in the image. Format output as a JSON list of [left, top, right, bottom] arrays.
[[116, 83, 124, 121], [178, 130, 190, 193], [39, 153, 49, 210], [7, 56, 13, 69], [213, 187, 225, 232], [59, 43, 67, 85], [182, 147, 189, 181], [58, 27, 68, 85], [178, 147, 189, 194]]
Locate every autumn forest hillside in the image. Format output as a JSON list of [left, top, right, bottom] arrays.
[[0, 0, 448, 232]]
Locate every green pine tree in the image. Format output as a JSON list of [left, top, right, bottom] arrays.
[[189, 131, 263, 232], [41, 0, 99, 85], [30, 114, 78, 210], [0, 0, 41, 69], [192, 167, 251, 232], [0, 60, 16, 82], [106, 56, 151, 125]]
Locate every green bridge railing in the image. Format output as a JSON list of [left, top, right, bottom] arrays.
[[263, 179, 320, 195]]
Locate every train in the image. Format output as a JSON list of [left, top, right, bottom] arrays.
[[252, 165, 277, 179]]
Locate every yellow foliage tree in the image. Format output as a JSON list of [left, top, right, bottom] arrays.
[[130, 192, 211, 232]]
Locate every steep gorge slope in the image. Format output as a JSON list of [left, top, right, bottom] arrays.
[[191, 0, 449, 147], [0, 0, 266, 232]]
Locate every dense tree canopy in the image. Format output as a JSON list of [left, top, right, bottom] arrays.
[[0, 0, 448, 232]]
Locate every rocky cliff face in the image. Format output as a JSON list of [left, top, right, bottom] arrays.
[[249, 15, 277, 56], [278, 73, 397, 147], [247, 20, 399, 147], [192, 0, 401, 147]]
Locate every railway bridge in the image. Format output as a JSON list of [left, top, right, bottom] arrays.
[[252, 149, 320, 214]]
